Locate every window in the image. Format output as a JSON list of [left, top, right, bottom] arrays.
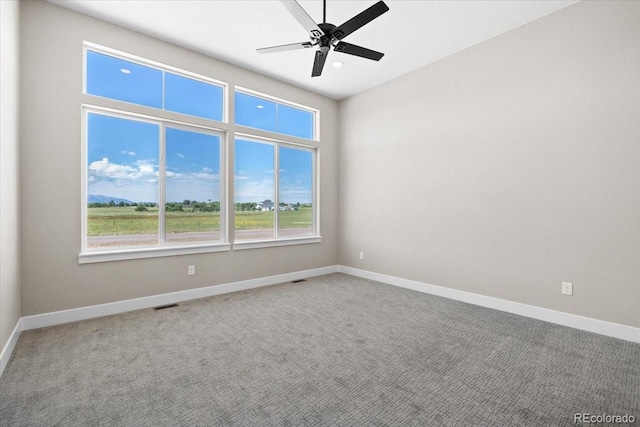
[[233, 90, 318, 245], [86, 50, 163, 108], [235, 91, 315, 140], [165, 127, 222, 243], [86, 113, 160, 248], [84, 110, 225, 253], [86, 48, 224, 121], [234, 138, 315, 242], [165, 73, 223, 121], [278, 146, 313, 236], [82, 44, 320, 261]]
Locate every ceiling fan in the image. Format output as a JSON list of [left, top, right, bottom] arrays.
[[257, 0, 389, 77]]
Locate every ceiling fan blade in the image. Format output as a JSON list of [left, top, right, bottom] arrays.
[[257, 41, 313, 54], [331, 1, 389, 40], [311, 50, 329, 77], [280, 0, 323, 40], [334, 41, 384, 61]]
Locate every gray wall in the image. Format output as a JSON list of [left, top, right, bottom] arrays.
[[19, 1, 338, 316], [338, 1, 640, 328], [0, 0, 21, 352]]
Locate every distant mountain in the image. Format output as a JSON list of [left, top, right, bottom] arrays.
[[88, 194, 136, 205]]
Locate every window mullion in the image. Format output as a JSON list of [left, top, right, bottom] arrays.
[[159, 123, 167, 245], [313, 150, 318, 236], [274, 143, 279, 238]]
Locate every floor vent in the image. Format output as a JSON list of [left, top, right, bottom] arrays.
[[154, 303, 178, 310], [291, 279, 307, 283]]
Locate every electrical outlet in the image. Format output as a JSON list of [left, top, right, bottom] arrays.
[[359, 251, 364, 260], [188, 265, 195, 276], [562, 282, 572, 296]]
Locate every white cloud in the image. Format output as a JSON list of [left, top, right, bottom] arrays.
[[137, 161, 155, 176], [177, 153, 185, 158], [120, 150, 136, 156], [88, 157, 156, 181], [165, 168, 218, 181]]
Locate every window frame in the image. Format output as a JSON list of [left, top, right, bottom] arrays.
[[234, 86, 319, 142], [79, 43, 321, 262], [79, 105, 230, 264], [232, 133, 320, 250], [83, 42, 228, 123]]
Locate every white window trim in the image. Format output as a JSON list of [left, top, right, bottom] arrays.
[[233, 237, 322, 251], [79, 243, 231, 264], [80, 105, 228, 261], [233, 134, 319, 244]]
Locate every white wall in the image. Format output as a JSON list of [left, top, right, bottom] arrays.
[[0, 0, 21, 352], [339, 1, 640, 328], [19, 1, 339, 316]]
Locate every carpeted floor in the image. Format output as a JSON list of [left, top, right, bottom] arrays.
[[1, 273, 638, 426]]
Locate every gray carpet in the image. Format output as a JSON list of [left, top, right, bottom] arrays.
[[1, 273, 638, 426]]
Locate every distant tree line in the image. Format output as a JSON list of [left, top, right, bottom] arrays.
[[235, 202, 259, 212], [89, 199, 309, 212], [234, 201, 311, 212], [88, 201, 135, 208], [166, 200, 221, 213]]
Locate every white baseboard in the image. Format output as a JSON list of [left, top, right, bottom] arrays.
[[0, 318, 22, 377], [20, 265, 338, 331], [338, 265, 640, 344], [3, 263, 637, 379]]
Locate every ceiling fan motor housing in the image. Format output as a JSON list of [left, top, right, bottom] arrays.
[[317, 23, 337, 48]]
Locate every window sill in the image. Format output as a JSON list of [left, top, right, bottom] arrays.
[[79, 242, 231, 264], [233, 236, 322, 250]]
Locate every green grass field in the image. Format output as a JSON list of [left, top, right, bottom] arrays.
[[87, 206, 312, 236]]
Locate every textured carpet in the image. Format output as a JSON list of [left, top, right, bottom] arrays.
[[1, 273, 638, 426]]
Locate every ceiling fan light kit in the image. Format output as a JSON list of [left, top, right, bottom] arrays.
[[257, 0, 389, 77]]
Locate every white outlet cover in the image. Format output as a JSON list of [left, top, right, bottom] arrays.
[[562, 282, 573, 296]]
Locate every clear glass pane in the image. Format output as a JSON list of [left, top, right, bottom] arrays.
[[234, 139, 275, 240], [277, 104, 314, 140], [86, 50, 162, 108], [165, 73, 223, 121], [165, 128, 221, 243], [87, 113, 159, 248], [278, 147, 313, 236], [234, 92, 277, 132]]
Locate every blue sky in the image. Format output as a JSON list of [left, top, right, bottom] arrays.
[[86, 50, 313, 205], [87, 114, 159, 203], [87, 115, 220, 203], [234, 140, 313, 205]]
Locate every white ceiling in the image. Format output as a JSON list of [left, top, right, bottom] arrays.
[[51, 0, 577, 100]]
